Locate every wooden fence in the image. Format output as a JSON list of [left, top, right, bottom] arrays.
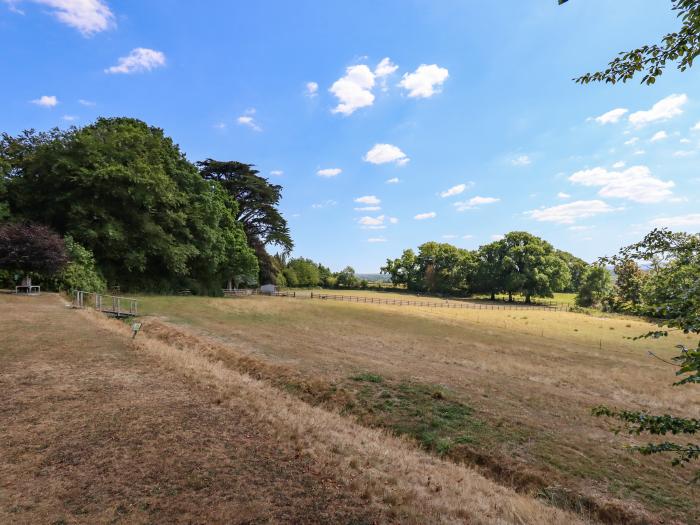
[[308, 292, 568, 311], [73, 290, 139, 318], [223, 289, 296, 298]]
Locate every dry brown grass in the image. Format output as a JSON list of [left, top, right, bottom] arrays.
[[137, 293, 700, 524], [1, 293, 585, 524]]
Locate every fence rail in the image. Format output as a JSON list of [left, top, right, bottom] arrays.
[[308, 292, 567, 311], [73, 290, 139, 317], [223, 289, 296, 297]]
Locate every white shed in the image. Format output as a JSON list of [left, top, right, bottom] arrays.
[[260, 284, 277, 295]]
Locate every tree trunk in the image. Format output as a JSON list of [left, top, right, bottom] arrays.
[[525, 294, 531, 304], [490, 292, 495, 301], [508, 292, 513, 302]]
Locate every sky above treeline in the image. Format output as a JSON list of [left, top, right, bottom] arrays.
[[2, 0, 700, 272]]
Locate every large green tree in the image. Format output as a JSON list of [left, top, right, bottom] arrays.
[[560, 0, 700, 85], [197, 160, 292, 284], [497, 232, 571, 303], [3, 118, 256, 291]]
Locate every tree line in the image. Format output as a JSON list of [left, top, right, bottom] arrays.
[[0, 117, 292, 293]]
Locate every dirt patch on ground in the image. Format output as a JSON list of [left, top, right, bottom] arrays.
[[0, 294, 382, 524]]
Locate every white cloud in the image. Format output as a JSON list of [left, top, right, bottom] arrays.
[[680, 138, 692, 144], [367, 237, 387, 243], [527, 200, 617, 224], [78, 99, 95, 106], [364, 143, 409, 166], [237, 109, 261, 132], [354, 206, 381, 212], [213, 122, 227, 130], [633, 149, 646, 155], [650, 130, 668, 142], [312, 200, 337, 209], [31, 95, 57, 107], [569, 165, 674, 203], [612, 161, 626, 169], [624, 137, 639, 146], [358, 215, 386, 229], [650, 213, 700, 228], [13, 0, 114, 36], [62, 114, 77, 121], [385, 177, 400, 184], [374, 57, 398, 78], [399, 64, 449, 98], [414, 212, 437, 220], [330, 64, 375, 115], [317, 168, 342, 178], [628, 93, 687, 126], [454, 196, 500, 211], [462, 234, 474, 239], [592, 107, 628, 124], [557, 192, 571, 199], [491, 234, 504, 241], [105, 48, 166, 74], [442, 234, 458, 239], [354, 195, 381, 205], [439, 183, 469, 198], [388, 217, 399, 224], [511, 155, 531, 166], [270, 170, 284, 177], [305, 81, 318, 97], [568, 225, 593, 232], [673, 150, 695, 158], [692, 121, 700, 131]]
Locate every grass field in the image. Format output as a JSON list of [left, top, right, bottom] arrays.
[[137, 291, 699, 524], [1, 293, 581, 525]]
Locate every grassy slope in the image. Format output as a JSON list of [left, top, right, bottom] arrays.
[[138, 292, 699, 524], [0, 293, 580, 525]]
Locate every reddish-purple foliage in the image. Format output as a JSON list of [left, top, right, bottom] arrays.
[[0, 222, 69, 276]]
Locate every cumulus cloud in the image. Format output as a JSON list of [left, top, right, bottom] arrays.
[[105, 48, 166, 74], [62, 114, 77, 121], [330, 64, 375, 115], [414, 212, 436, 220], [454, 196, 500, 211], [592, 107, 628, 124], [358, 215, 386, 229], [491, 234, 504, 241], [388, 217, 399, 224], [649, 213, 700, 228], [305, 81, 318, 97], [354, 195, 381, 205], [462, 234, 474, 239], [385, 177, 400, 184], [236, 108, 261, 131], [367, 237, 387, 243], [374, 57, 398, 91], [31, 95, 57, 107], [624, 137, 639, 146], [10, 0, 114, 35], [569, 165, 674, 203], [355, 206, 381, 212], [364, 143, 409, 166], [557, 192, 571, 199], [628, 93, 687, 126], [399, 64, 449, 98], [527, 200, 617, 224], [692, 121, 700, 131], [439, 183, 470, 198], [650, 130, 668, 142], [317, 168, 342, 177], [612, 161, 626, 169], [511, 155, 531, 166], [673, 150, 695, 157], [78, 99, 95, 106], [270, 170, 284, 177]]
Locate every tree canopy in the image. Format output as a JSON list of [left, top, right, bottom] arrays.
[[560, 0, 700, 85], [0, 222, 68, 277]]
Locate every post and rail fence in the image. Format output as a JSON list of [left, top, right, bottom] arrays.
[[72, 290, 139, 318]]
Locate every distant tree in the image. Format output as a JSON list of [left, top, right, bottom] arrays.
[[498, 232, 571, 303], [336, 266, 359, 288], [382, 249, 419, 290], [0, 223, 69, 282], [287, 258, 321, 287], [614, 259, 646, 306], [197, 159, 292, 284], [557, 250, 589, 292], [560, 0, 700, 85], [474, 242, 505, 300], [48, 236, 106, 293], [593, 229, 699, 480], [282, 267, 299, 288], [575, 265, 613, 307]]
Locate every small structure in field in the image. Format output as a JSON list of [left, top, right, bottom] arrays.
[[260, 284, 277, 295]]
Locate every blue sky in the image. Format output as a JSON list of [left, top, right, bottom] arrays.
[[2, 0, 700, 272]]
